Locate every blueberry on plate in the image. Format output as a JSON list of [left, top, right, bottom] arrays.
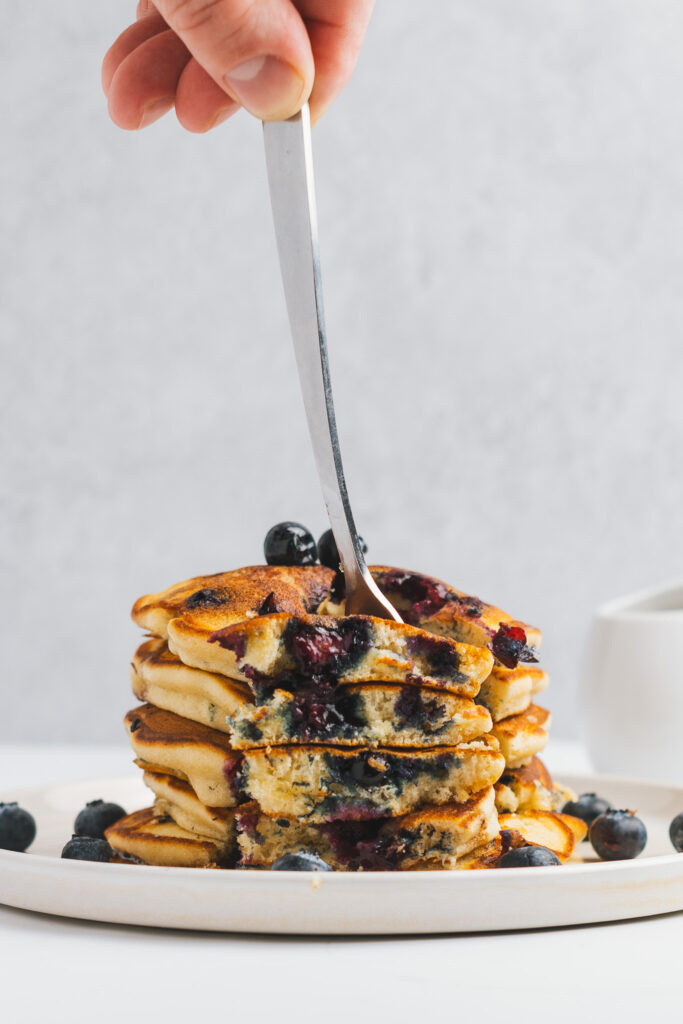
[[317, 529, 367, 571], [264, 522, 317, 567], [271, 851, 333, 871], [61, 836, 113, 862], [74, 799, 126, 839], [0, 802, 36, 853], [562, 792, 612, 840], [669, 811, 683, 853], [497, 845, 561, 868], [589, 809, 647, 860]]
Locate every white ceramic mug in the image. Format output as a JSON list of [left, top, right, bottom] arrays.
[[581, 580, 683, 784]]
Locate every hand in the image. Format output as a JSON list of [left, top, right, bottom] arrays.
[[102, 0, 374, 133]]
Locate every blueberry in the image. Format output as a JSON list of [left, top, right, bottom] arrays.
[[264, 522, 317, 567], [498, 845, 561, 868], [562, 792, 612, 841], [589, 809, 647, 860], [61, 836, 113, 862], [271, 851, 333, 871], [74, 800, 126, 839], [317, 529, 367, 571], [0, 802, 36, 853], [670, 812, 683, 853]]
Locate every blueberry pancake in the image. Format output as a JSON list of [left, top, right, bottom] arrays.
[[236, 787, 499, 870], [497, 810, 587, 861], [351, 567, 540, 666], [231, 682, 492, 749], [131, 638, 251, 735], [105, 807, 235, 868], [476, 665, 549, 723], [131, 564, 334, 638], [142, 770, 236, 842], [133, 564, 538, 676], [490, 704, 550, 769], [168, 612, 494, 700], [133, 638, 492, 748], [240, 736, 504, 822], [125, 705, 243, 808], [494, 756, 556, 813]]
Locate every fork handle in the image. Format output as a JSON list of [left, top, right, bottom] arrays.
[[262, 106, 401, 621]]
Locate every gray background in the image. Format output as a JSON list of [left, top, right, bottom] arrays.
[[2, 1, 682, 743]]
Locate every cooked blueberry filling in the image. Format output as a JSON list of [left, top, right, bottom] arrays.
[[319, 820, 452, 871], [237, 719, 264, 743], [323, 750, 456, 793], [235, 805, 262, 842], [375, 569, 485, 628], [393, 685, 447, 731], [284, 618, 372, 679], [313, 799, 384, 822], [129, 717, 142, 733], [325, 752, 391, 788], [222, 757, 244, 799], [258, 592, 281, 615], [328, 570, 346, 603], [334, 691, 367, 729], [321, 820, 399, 869], [406, 633, 466, 682], [290, 695, 346, 739], [186, 587, 228, 610], [285, 690, 365, 742], [377, 570, 449, 622], [490, 624, 538, 669], [209, 627, 247, 662], [308, 580, 336, 612]]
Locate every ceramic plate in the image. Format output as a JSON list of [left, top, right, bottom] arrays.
[[0, 772, 681, 934]]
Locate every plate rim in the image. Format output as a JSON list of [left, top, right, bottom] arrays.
[[1, 769, 681, 933], [1, 769, 681, 878]]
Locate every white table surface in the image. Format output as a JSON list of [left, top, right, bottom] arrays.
[[0, 742, 680, 1023]]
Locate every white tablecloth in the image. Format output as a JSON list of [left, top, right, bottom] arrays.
[[0, 742, 679, 1023]]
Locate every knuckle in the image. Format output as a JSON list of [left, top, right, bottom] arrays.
[[165, 0, 254, 38]]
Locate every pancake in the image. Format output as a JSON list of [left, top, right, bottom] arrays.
[[132, 564, 540, 669], [498, 810, 587, 861], [236, 787, 499, 870], [367, 567, 541, 662], [142, 770, 235, 841], [494, 756, 555, 813], [105, 807, 234, 867], [490, 704, 550, 769], [132, 638, 251, 736], [124, 704, 243, 808], [240, 735, 505, 822], [232, 682, 492, 749], [167, 612, 494, 700], [131, 564, 334, 637], [133, 639, 492, 748], [476, 665, 549, 722], [550, 779, 578, 811]]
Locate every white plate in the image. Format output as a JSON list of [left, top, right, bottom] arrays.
[[0, 772, 681, 934]]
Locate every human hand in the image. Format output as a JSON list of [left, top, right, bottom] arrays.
[[102, 0, 374, 133]]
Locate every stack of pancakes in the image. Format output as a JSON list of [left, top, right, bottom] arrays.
[[107, 565, 583, 869]]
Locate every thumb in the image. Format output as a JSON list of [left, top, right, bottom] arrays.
[[153, 0, 313, 120]]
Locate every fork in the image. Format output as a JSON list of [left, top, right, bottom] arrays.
[[263, 105, 401, 621]]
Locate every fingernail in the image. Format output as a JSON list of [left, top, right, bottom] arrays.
[[224, 56, 304, 119], [138, 96, 172, 129]]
